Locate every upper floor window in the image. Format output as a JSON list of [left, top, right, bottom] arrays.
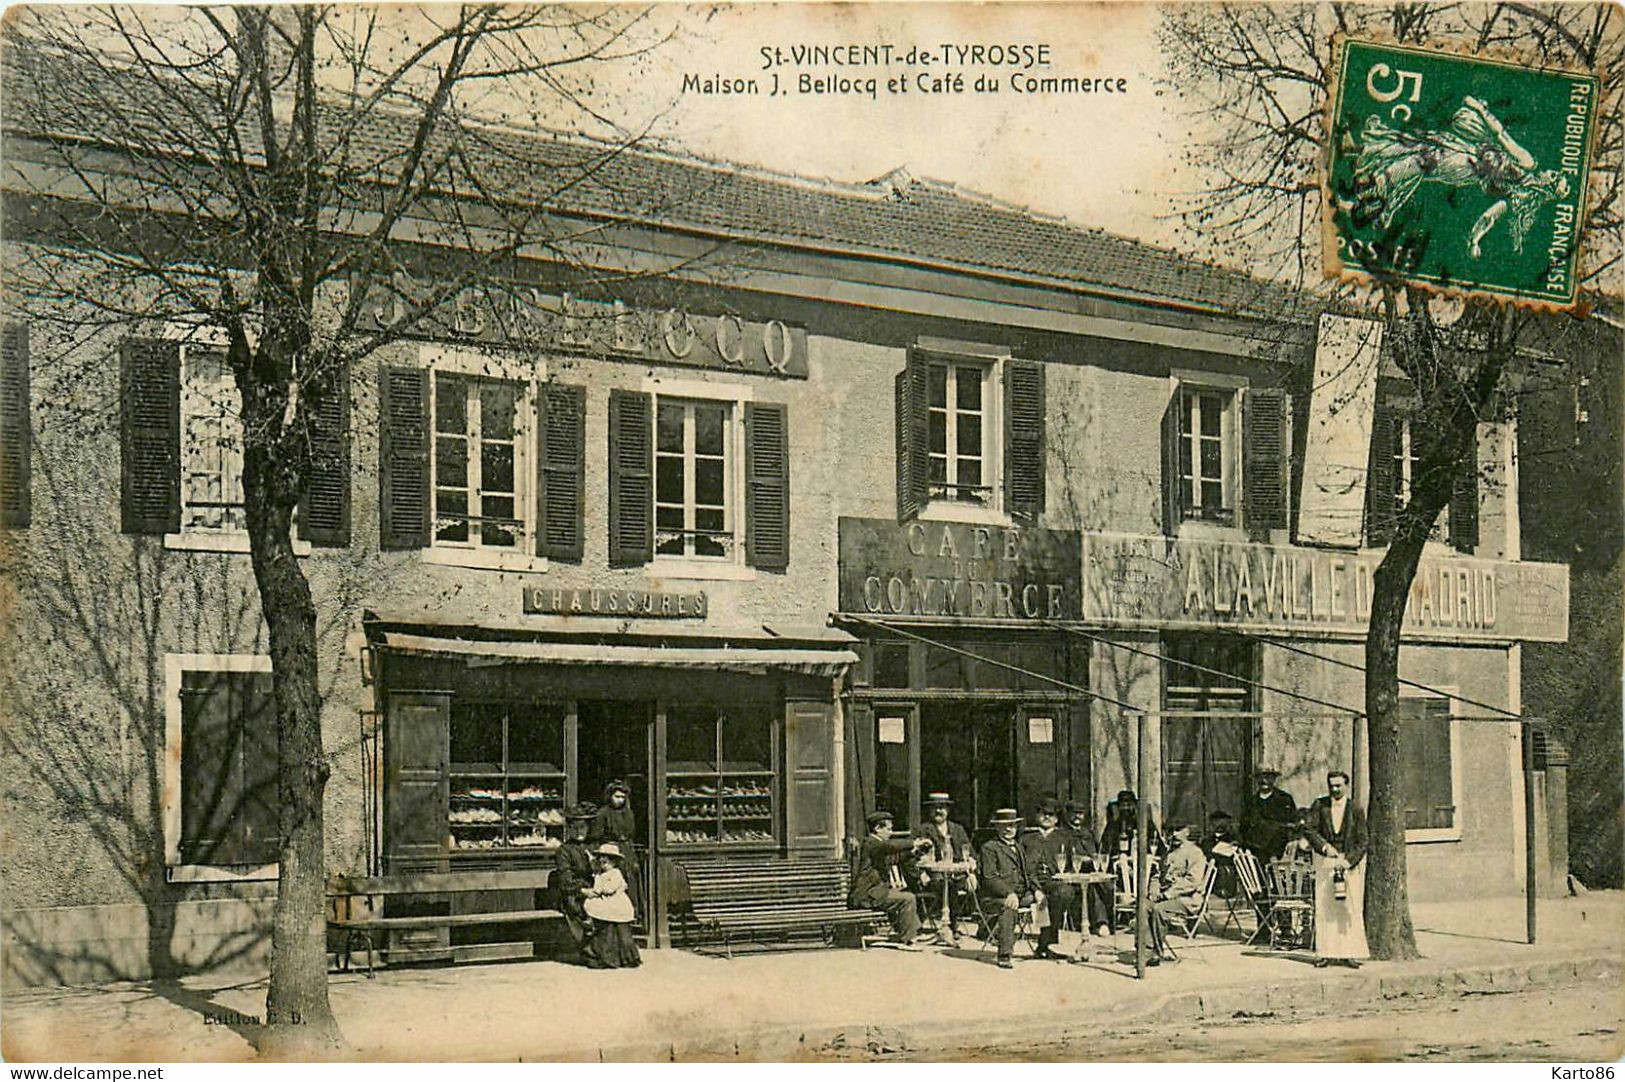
[[1178, 386, 1236, 525], [1, 322, 31, 529], [1365, 401, 1478, 553], [608, 385, 787, 575], [120, 336, 351, 549], [655, 398, 734, 560], [432, 373, 525, 551], [180, 350, 246, 534], [927, 362, 993, 507], [895, 346, 1045, 524]]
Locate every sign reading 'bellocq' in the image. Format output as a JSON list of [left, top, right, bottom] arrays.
[[837, 517, 1081, 621]]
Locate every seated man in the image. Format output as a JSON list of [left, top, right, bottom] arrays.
[[1140, 820, 1209, 964], [1203, 809, 1241, 901], [1063, 801, 1114, 938], [912, 791, 977, 947], [1021, 797, 1083, 960], [978, 807, 1040, 970], [848, 810, 932, 947]]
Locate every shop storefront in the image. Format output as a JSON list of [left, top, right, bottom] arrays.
[[835, 517, 1090, 838], [364, 608, 856, 951]]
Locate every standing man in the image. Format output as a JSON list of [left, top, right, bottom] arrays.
[[849, 810, 932, 948], [913, 791, 977, 947], [978, 808, 1041, 969], [1022, 797, 1083, 960], [1241, 768, 1299, 861], [1305, 770, 1368, 968], [1101, 789, 1162, 866]]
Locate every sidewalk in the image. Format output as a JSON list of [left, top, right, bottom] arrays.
[[4, 893, 1621, 1062]]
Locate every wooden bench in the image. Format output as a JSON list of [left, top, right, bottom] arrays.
[[672, 856, 885, 956], [327, 868, 561, 975]]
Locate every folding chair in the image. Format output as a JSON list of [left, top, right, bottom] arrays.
[[1229, 848, 1273, 942], [972, 891, 1037, 957]]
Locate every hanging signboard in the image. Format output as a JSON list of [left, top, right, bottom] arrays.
[[1296, 314, 1382, 548], [1082, 531, 1568, 643]]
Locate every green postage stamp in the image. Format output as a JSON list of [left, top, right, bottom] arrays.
[[1324, 37, 1600, 309]]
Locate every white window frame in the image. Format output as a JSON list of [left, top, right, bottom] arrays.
[[418, 345, 548, 573], [1399, 687, 1464, 844], [1178, 384, 1239, 526], [920, 351, 1006, 526], [643, 375, 756, 581], [162, 652, 279, 883]]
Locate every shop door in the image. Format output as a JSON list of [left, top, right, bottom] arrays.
[[576, 700, 655, 933], [920, 702, 1016, 836], [1162, 634, 1255, 831]]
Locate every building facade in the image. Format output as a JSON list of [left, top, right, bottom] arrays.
[[0, 90, 1574, 985]]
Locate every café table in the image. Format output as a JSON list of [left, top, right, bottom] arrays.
[[917, 858, 976, 940], [1053, 869, 1118, 961]]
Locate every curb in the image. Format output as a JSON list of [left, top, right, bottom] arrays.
[[556, 948, 1624, 1061]]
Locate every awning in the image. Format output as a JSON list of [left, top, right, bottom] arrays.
[[376, 631, 858, 677]]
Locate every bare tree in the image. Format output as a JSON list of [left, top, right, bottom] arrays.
[[1160, 2, 1623, 959], [1, 4, 709, 1048]]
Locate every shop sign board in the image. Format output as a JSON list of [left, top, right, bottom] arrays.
[[838, 517, 1082, 621], [1082, 531, 1568, 643], [358, 275, 808, 379], [523, 585, 708, 618]]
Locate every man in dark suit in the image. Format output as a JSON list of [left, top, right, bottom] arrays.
[[1022, 797, 1082, 959], [1101, 788, 1162, 865], [912, 791, 977, 947], [978, 807, 1039, 969], [1240, 768, 1299, 860], [849, 810, 932, 947]]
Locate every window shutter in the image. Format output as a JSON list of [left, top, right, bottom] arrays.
[[1364, 405, 1399, 547], [238, 671, 281, 865], [1423, 700, 1455, 829], [179, 671, 243, 865], [120, 338, 181, 535], [378, 366, 429, 550], [607, 389, 652, 567], [1450, 433, 1479, 553], [1287, 364, 1312, 543], [894, 352, 929, 523], [1160, 388, 1183, 537], [0, 323, 30, 528], [536, 383, 585, 562], [745, 401, 790, 571], [1242, 387, 1289, 541], [297, 371, 351, 547], [1004, 359, 1045, 521]]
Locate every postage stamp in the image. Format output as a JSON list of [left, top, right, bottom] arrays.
[[1323, 37, 1601, 310]]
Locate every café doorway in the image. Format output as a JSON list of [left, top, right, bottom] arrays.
[[920, 702, 1016, 834]]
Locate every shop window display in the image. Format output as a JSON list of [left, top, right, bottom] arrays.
[[664, 703, 777, 846], [448, 701, 567, 853]]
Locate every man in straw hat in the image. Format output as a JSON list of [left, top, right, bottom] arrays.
[[912, 791, 976, 947], [978, 808, 1040, 969], [849, 810, 933, 947]]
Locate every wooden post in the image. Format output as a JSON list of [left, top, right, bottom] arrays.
[[1522, 717, 1537, 945], [1135, 711, 1150, 979]]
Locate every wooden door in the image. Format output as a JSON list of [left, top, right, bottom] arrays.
[[384, 691, 450, 873], [784, 699, 837, 855]]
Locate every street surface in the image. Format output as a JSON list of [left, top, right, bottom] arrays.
[[857, 982, 1623, 1062]]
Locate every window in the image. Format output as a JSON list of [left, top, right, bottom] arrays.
[[1397, 695, 1458, 839], [1366, 403, 1475, 551], [1391, 416, 1449, 542], [664, 703, 777, 846], [447, 701, 567, 852], [1161, 633, 1254, 833], [433, 373, 526, 550], [655, 398, 733, 560], [164, 654, 278, 879], [1, 323, 30, 529], [927, 361, 993, 507], [180, 350, 246, 534], [1178, 387, 1237, 524]]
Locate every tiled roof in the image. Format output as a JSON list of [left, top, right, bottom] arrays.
[[3, 43, 1301, 321]]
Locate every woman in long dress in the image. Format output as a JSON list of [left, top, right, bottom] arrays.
[[1304, 770, 1368, 967], [590, 779, 643, 922]]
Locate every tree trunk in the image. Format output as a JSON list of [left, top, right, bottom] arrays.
[[243, 480, 340, 1051], [1363, 527, 1427, 961]]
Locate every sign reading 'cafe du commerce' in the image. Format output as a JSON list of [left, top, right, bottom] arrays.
[[1083, 532, 1569, 644], [838, 517, 1082, 621], [358, 275, 809, 379]]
